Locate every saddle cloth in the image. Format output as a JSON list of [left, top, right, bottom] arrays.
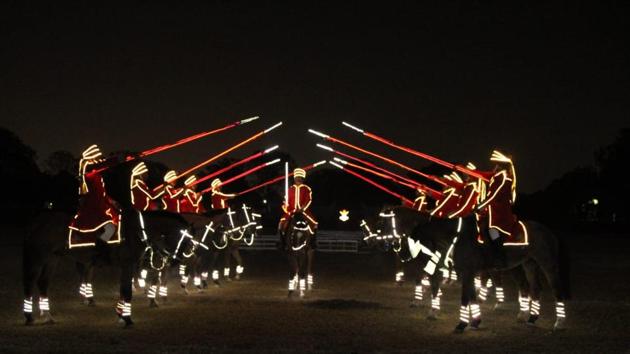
[[68, 223, 122, 249], [477, 221, 529, 246]]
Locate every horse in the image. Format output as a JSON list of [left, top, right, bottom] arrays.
[[378, 206, 569, 332], [283, 212, 315, 298], [22, 209, 193, 326], [222, 203, 261, 281]]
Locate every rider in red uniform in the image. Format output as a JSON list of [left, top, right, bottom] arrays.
[[130, 162, 163, 211], [161, 170, 183, 213], [430, 173, 464, 218], [180, 175, 204, 214], [476, 150, 518, 266], [68, 145, 121, 245], [448, 165, 482, 219], [279, 168, 318, 235]]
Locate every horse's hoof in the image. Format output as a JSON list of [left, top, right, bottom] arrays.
[[287, 290, 294, 298], [87, 298, 96, 307], [493, 302, 505, 311], [410, 301, 421, 308], [161, 297, 168, 303], [554, 318, 567, 331], [396, 281, 404, 287], [123, 317, 134, 327], [149, 299, 159, 308], [196, 287, 204, 293], [225, 278, 232, 282], [24, 313, 34, 326], [527, 315, 539, 326], [516, 311, 529, 322], [234, 275, 241, 281], [182, 288, 189, 295], [202, 280, 208, 289], [426, 309, 438, 320], [470, 318, 482, 330], [454, 322, 467, 333]]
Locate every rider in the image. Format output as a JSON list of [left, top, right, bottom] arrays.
[[448, 165, 481, 218], [430, 173, 464, 218], [130, 162, 163, 211], [210, 178, 236, 225], [180, 175, 204, 214], [68, 144, 121, 245], [279, 168, 318, 236], [161, 170, 183, 213], [476, 150, 518, 267]]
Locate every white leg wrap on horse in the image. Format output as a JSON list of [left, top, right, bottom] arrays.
[[519, 294, 530, 312], [479, 287, 488, 301], [138, 277, 146, 289], [299, 278, 306, 291], [122, 302, 132, 317], [395, 271, 404, 282], [288, 278, 296, 291], [224, 268, 230, 277], [530, 300, 541, 316], [556, 301, 566, 318], [471, 303, 481, 320], [212, 270, 219, 280], [85, 283, 93, 298], [450, 271, 458, 281], [181, 275, 189, 286], [24, 298, 33, 313], [201, 272, 208, 280], [459, 305, 470, 323], [496, 287, 505, 303], [194, 276, 201, 287], [236, 265, 244, 275], [441, 268, 449, 279], [307, 274, 313, 285], [39, 297, 50, 312], [148, 285, 157, 299], [179, 265, 186, 276], [474, 276, 482, 290], [421, 277, 430, 287], [432, 294, 441, 310], [159, 286, 168, 297], [486, 278, 493, 288], [414, 285, 423, 301], [79, 283, 86, 297]]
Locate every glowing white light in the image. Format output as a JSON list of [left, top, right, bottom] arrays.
[[496, 287, 505, 303], [264, 121, 283, 133], [240, 116, 259, 124], [39, 297, 50, 312], [212, 270, 219, 280], [431, 295, 441, 311], [316, 143, 333, 152], [308, 129, 329, 139], [264, 145, 279, 153], [414, 285, 423, 301], [339, 209, 350, 222], [148, 285, 157, 299], [342, 121, 364, 133], [556, 302, 566, 318], [159, 286, 168, 297], [236, 266, 244, 275], [223, 268, 230, 277], [23, 298, 33, 313]]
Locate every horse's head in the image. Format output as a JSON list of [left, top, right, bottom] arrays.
[[236, 204, 262, 246], [360, 213, 392, 251], [286, 212, 312, 251], [376, 205, 435, 263]]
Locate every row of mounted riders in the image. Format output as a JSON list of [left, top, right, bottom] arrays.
[[22, 145, 568, 332], [22, 145, 314, 327]]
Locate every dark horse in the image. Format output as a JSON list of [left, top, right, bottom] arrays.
[[379, 206, 568, 332], [283, 212, 314, 298], [22, 209, 192, 326]]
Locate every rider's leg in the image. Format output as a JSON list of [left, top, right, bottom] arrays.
[[488, 228, 506, 267], [99, 223, 116, 242]]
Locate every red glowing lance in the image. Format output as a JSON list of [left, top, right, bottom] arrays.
[[200, 159, 281, 195], [341, 121, 489, 182], [316, 143, 442, 196], [308, 129, 447, 187], [328, 160, 413, 206], [128, 116, 260, 161], [191, 145, 279, 187], [173, 121, 283, 183], [331, 157, 443, 198], [236, 160, 327, 196]]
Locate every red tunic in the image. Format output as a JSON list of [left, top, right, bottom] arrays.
[[181, 189, 204, 213], [448, 182, 479, 218], [69, 171, 120, 232], [131, 180, 162, 211], [281, 184, 317, 225], [477, 170, 517, 235], [162, 185, 183, 213], [210, 191, 234, 210], [431, 187, 461, 218]]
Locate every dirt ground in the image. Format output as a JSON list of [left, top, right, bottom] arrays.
[[0, 232, 629, 353]]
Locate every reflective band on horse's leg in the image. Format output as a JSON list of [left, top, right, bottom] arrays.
[[459, 305, 470, 323], [212, 270, 219, 280], [496, 287, 505, 303], [194, 277, 201, 287], [223, 268, 230, 277], [159, 286, 168, 297], [201, 272, 208, 280], [148, 285, 157, 299], [179, 265, 186, 276], [79, 283, 86, 297], [23, 298, 33, 313], [450, 271, 458, 281], [39, 297, 50, 312], [307, 274, 313, 285], [530, 300, 541, 316], [180, 275, 188, 286], [122, 302, 131, 317], [474, 276, 482, 290], [471, 303, 481, 319], [432, 294, 441, 310], [479, 287, 488, 301], [85, 283, 94, 298], [395, 271, 404, 282], [414, 285, 423, 301], [556, 302, 566, 318], [236, 266, 244, 275], [519, 294, 530, 312]]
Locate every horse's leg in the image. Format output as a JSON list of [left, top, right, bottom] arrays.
[[159, 269, 169, 302], [491, 271, 506, 310], [522, 260, 542, 326], [198, 253, 209, 289], [147, 268, 159, 308], [211, 251, 221, 287], [509, 265, 531, 322], [223, 245, 232, 282], [22, 252, 40, 325], [233, 246, 244, 281], [532, 238, 568, 330], [119, 262, 134, 327], [76, 262, 87, 303], [455, 268, 479, 333], [298, 252, 307, 298], [84, 263, 96, 306], [179, 260, 189, 292], [287, 253, 298, 298], [411, 271, 425, 308], [478, 271, 489, 303], [394, 253, 404, 286], [427, 270, 442, 320], [306, 247, 314, 290], [37, 257, 58, 324]]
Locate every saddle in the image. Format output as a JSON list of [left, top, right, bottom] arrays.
[[477, 221, 529, 246]]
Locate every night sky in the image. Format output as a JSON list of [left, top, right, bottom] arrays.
[[2, 2, 628, 193]]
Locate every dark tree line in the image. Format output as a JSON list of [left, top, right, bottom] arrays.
[[1, 127, 628, 230]]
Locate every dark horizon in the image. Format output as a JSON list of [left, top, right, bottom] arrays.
[[2, 2, 629, 193]]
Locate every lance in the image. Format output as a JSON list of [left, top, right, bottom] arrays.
[[328, 160, 413, 206], [316, 143, 435, 193], [308, 129, 447, 187], [191, 145, 279, 187], [284, 162, 289, 208], [236, 160, 327, 196], [200, 159, 281, 195], [172, 121, 283, 183], [342, 121, 489, 182], [331, 157, 443, 198]]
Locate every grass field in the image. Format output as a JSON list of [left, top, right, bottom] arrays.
[[0, 232, 628, 353]]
